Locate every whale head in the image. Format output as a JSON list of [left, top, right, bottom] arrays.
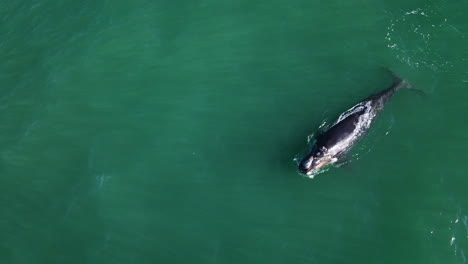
[[298, 146, 337, 177]]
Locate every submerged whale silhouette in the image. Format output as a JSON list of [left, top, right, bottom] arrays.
[[298, 72, 411, 177]]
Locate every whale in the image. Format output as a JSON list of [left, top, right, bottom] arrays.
[[298, 72, 411, 177]]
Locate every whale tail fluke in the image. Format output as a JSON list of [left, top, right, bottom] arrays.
[[388, 69, 403, 87], [383, 68, 417, 92], [384, 68, 426, 96]]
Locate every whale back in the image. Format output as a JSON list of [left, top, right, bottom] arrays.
[[316, 107, 366, 151]]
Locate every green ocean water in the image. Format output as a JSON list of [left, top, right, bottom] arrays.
[[1, 0, 467, 263]]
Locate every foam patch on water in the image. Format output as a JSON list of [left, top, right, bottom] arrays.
[[447, 209, 468, 262], [385, 6, 464, 71]]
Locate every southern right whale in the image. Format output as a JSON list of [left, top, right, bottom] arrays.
[[298, 72, 412, 177]]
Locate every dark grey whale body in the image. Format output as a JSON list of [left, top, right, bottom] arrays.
[[298, 73, 410, 177]]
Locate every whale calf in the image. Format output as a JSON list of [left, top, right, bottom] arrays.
[[298, 72, 411, 177]]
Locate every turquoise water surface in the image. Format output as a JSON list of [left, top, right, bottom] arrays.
[[1, 0, 467, 263]]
